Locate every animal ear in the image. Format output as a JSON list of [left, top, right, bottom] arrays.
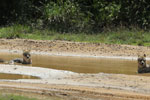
[[144, 54, 146, 57]]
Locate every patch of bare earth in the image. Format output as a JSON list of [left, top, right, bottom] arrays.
[[0, 39, 150, 100]]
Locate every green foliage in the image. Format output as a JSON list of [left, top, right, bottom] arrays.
[[1, 0, 150, 33], [43, 0, 87, 33], [92, 1, 120, 26], [119, 0, 150, 29]]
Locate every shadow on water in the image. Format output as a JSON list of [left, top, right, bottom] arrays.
[[0, 52, 140, 75]]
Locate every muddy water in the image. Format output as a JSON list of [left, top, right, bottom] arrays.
[[0, 73, 38, 79], [33, 55, 138, 75], [0, 52, 139, 75], [0, 53, 39, 79]]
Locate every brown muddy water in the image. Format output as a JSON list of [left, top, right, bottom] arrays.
[[33, 55, 138, 75], [0, 52, 140, 75], [0, 73, 38, 79]]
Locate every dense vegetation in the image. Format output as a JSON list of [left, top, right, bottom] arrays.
[[0, 0, 150, 45], [1, 0, 150, 33]]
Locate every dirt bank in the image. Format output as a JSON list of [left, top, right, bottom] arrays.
[[0, 39, 150, 59], [0, 39, 150, 100]]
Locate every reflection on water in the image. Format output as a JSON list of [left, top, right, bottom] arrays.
[[0, 52, 139, 75]]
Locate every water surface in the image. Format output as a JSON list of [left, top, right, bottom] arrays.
[[0, 53, 139, 75], [0, 73, 38, 79]]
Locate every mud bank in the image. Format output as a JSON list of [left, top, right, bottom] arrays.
[[0, 39, 150, 59], [0, 64, 76, 79], [0, 49, 139, 61], [0, 64, 150, 100]]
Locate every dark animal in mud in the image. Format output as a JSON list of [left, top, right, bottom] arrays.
[[12, 51, 32, 64], [0, 51, 32, 64], [137, 54, 150, 73], [0, 59, 4, 63]]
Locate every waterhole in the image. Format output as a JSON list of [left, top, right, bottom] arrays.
[[0, 73, 38, 79], [0, 52, 140, 75]]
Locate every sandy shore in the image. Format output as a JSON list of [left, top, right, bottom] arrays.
[[1, 63, 150, 100], [0, 39, 150, 100]]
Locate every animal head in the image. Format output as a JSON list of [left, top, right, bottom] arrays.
[[22, 51, 32, 64], [137, 54, 146, 69]]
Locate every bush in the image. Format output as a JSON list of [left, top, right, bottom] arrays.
[[43, 0, 89, 33], [1, 0, 150, 33]]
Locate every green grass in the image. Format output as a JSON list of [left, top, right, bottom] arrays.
[[0, 24, 150, 46], [0, 93, 62, 100], [0, 94, 38, 100]]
